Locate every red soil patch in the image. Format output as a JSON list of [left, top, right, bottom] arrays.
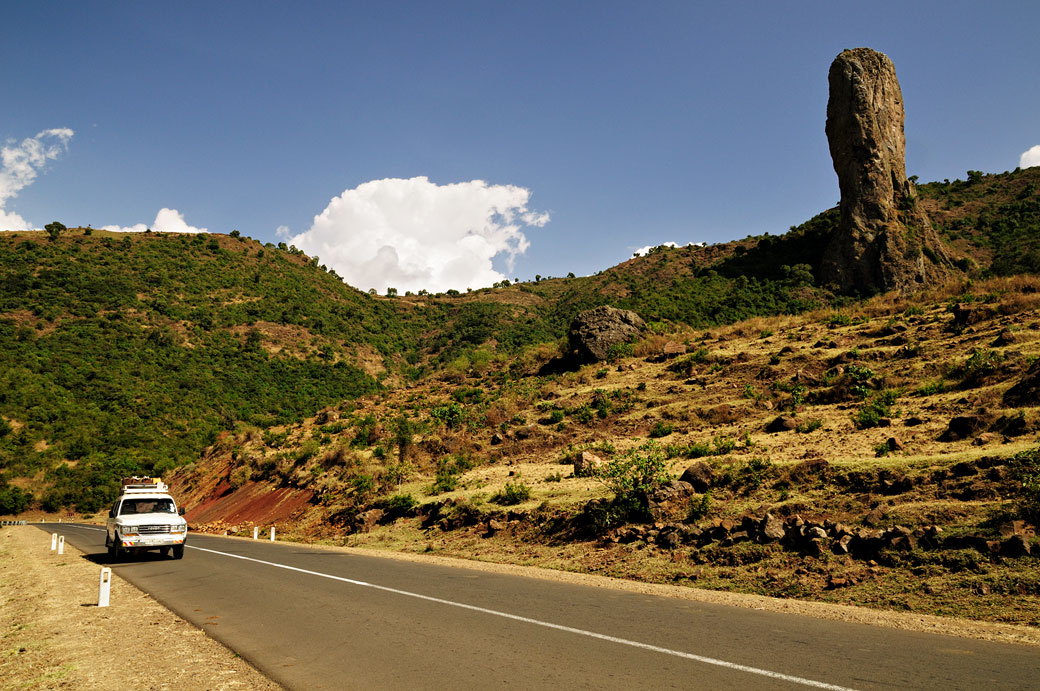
[[185, 481, 314, 527]]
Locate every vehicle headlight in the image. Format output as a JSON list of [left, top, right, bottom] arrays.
[[120, 525, 139, 536], [171, 523, 187, 534]]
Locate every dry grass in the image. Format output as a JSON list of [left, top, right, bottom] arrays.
[[156, 280, 1040, 626]]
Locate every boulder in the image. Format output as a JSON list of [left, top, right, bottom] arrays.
[[679, 461, 714, 493], [647, 480, 696, 522], [765, 415, 798, 433], [573, 451, 604, 477], [991, 330, 1016, 347], [819, 48, 952, 294], [662, 341, 688, 358], [568, 306, 646, 362], [761, 513, 786, 541], [1003, 358, 1040, 407], [357, 508, 384, 532], [940, 414, 990, 441], [1001, 535, 1032, 557]]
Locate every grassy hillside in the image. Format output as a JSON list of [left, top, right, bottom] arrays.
[[0, 231, 390, 510], [170, 273, 1040, 625], [1, 167, 1037, 512]]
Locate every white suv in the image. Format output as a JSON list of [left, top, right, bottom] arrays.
[[105, 478, 188, 560]]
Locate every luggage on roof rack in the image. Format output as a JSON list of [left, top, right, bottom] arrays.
[[120, 476, 169, 493]]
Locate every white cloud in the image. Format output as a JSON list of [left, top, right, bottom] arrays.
[[0, 128, 74, 230], [0, 208, 31, 231], [102, 208, 207, 234], [286, 176, 548, 294], [1021, 145, 1040, 169]]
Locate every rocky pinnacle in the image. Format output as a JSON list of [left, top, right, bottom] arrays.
[[820, 48, 952, 294]]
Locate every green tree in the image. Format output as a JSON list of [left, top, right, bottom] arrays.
[[595, 440, 672, 521], [44, 221, 67, 241], [393, 415, 413, 463]]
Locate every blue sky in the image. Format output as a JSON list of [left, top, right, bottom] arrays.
[[3, 1, 1038, 292]]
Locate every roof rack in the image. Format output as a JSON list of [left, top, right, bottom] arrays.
[[120, 476, 169, 493]]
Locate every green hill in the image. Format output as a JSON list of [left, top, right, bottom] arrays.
[[1, 166, 1038, 511]]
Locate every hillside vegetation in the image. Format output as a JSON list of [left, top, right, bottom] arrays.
[[1, 168, 1038, 523], [171, 273, 1040, 624]]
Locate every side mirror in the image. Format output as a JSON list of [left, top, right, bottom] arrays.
[[108, 510, 115, 518], [179, 507, 186, 516]]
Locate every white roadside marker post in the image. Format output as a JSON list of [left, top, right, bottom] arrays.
[[98, 567, 112, 607], [253, 526, 259, 540], [57, 536, 65, 555], [270, 526, 275, 542], [51, 533, 57, 550]]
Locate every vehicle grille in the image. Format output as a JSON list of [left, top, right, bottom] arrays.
[[138, 525, 172, 534]]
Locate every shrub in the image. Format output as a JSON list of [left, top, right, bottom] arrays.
[[229, 465, 252, 489], [594, 440, 672, 521], [795, 418, 822, 434], [351, 413, 379, 446], [649, 421, 673, 438], [914, 379, 946, 396], [490, 481, 530, 505], [684, 441, 713, 458], [854, 390, 897, 429], [712, 435, 737, 455], [1007, 447, 1040, 522], [0, 484, 33, 514], [385, 492, 418, 517], [686, 492, 711, 521], [667, 349, 709, 377], [572, 405, 594, 424], [738, 457, 773, 491], [959, 348, 1002, 388], [606, 342, 634, 363], [430, 403, 464, 429], [825, 313, 853, 327]]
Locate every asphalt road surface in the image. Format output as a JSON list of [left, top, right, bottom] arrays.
[[35, 523, 1038, 690]]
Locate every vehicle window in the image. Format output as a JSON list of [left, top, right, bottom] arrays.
[[119, 499, 176, 515]]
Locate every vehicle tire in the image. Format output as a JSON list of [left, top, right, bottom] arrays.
[[172, 544, 184, 560], [111, 540, 123, 562], [160, 547, 170, 557], [106, 535, 117, 561]]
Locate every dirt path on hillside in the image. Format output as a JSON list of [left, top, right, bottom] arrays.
[[0, 527, 281, 690]]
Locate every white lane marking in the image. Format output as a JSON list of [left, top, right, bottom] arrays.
[[190, 543, 857, 690]]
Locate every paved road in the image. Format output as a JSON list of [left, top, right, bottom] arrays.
[[35, 523, 1037, 690]]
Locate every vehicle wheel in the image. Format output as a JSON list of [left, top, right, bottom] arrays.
[[111, 541, 123, 562], [106, 535, 117, 561], [160, 547, 170, 557], [172, 544, 184, 560]]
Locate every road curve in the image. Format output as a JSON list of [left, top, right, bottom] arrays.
[[36, 523, 1037, 690]]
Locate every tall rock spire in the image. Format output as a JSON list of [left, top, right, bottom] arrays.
[[820, 48, 952, 294]]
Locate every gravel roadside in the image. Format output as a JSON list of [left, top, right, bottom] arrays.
[[0, 526, 281, 690]]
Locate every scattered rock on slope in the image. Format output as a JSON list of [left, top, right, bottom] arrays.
[[1003, 358, 1040, 407], [568, 306, 646, 362], [820, 48, 953, 294]]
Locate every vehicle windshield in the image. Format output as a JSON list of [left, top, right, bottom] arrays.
[[119, 498, 176, 515]]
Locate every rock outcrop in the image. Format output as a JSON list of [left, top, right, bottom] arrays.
[[567, 306, 646, 362], [820, 48, 952, 294]]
